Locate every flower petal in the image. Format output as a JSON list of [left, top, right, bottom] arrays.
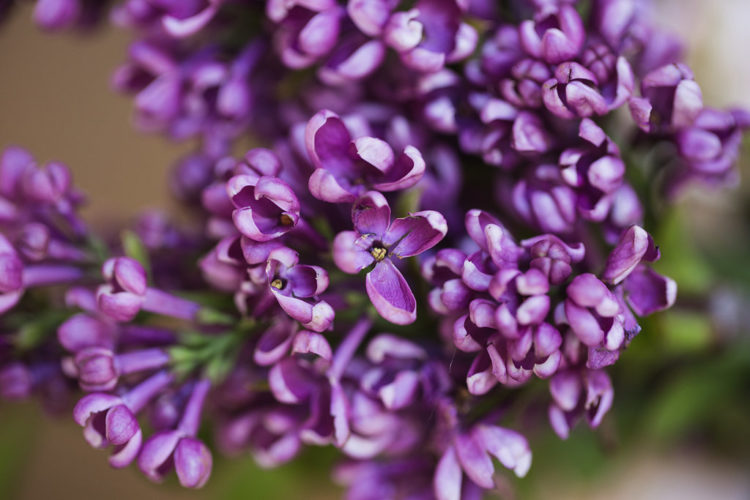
[[371, 146, 426, 192], [333, 231, 375, 274], [434, 447, 463, 500], [352, 191, 391, 237], [386, 210, 447, 258], [305, 109, 353, 173], [474, 424, 532, 478], [365, 259, 416, 325]]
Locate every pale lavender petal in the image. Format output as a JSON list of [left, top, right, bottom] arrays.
[[434, 447, 463, 500], [453, 433, 494, 489], [333, 231, 375, 273], [474, 424, 532, 478]]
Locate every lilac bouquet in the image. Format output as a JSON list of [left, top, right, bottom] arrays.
[[1, 0, 747, 497]]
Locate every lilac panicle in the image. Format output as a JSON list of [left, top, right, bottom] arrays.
[[3, 0, 746, 496]]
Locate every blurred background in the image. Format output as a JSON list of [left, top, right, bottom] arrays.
[[1, 1, 750, 498]]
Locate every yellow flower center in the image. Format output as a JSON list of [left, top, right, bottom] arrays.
[[370, 246, 387, 262]]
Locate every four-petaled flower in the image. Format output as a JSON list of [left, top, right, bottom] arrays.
[[266, 247, 334, 332], [333, 191, 447, 324]]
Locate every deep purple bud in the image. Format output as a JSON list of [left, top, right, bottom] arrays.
[[521, 234, 585, 285], [58, 313, 116, 352], [629, 63, 703, 133], [74, 347, 118, 391], [519, 5, 584, 64], [174, 437, 213, 488], [602, 225, 659, 285], [0, 146, 33, 199], [543, 62, 608, 119], [97, 257, 147, 322], [564, 274, 621, 347], [21, 161, 72, 203], [0, 236, 24, 314], [677, 107, 749, 179]]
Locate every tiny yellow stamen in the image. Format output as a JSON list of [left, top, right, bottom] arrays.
[[271, 278, 284, 289], [279, 214, 294, 226], [370, 246, 387, 262]]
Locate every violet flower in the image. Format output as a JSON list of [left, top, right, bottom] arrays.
[[267, 0, 343, 70], [73, 370, 173, 467], [333, 191, 447, 324], [381, 0, 478, 73], [97, 256, 201, 322], [305, 110, 425, 203], [268, 322, 368, 447], [265, 247, 335, 332], [519, 4, 585, 64], [562, 273, 624, 349], [500, 58, 551, 109], [629, 63, 703, 133], [138, 379, 213, 488], [73, 346, 170, 392], [0, 234, 23, 314], [542, 62, 609, 119], [559, 118, 626, 208], [548, 368, 613, 439], [226, 174, 301, 242], [677, 107, 750, 181], [433, 401, 532, 499]]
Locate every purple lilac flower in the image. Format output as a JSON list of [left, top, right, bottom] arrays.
[[97, 256, 201, 321], [519, 4, 585, 64], [433, 400, 532, 498], [350, 0, 478, 73], [334, 191, 446, 324], [73, 346, 170, 391], [3, 0, 747, 496], [73, 370, 174, 467], [629, 63, 703, 133], [265, 247, 334, 331], [676, 107, 750, 184], [305, 109, 426, 203], [548, 368, 613, 439], [138, 379, 213, 488]]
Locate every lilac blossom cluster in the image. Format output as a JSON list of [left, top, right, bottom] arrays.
[[1, 0, 748, 498]]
